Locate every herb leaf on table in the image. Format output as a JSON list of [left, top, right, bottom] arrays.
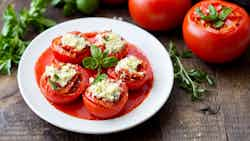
[[167, 41, 215, 101], [0, 0, 55, 75]]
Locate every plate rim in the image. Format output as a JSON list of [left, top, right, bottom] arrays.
[[17, 17, 174, 134]]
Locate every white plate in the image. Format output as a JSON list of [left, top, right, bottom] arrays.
[[17, 18, 174, 134]]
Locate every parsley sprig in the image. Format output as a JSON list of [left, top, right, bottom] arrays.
[[0, 0, 55, 75], [167, 41, 215, 101], [196, 5, 232, 29], [82, 45, 118, 74]]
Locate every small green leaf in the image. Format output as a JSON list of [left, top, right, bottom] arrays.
[[35, 16, 56, 27], [208, 5, 218, 20], [54, 74, 60, 80], [219, 7, 232, 21], [0, 59, 11, 75], [213, 20, 224, 28], [93, 74, 108, 84], [90, 45, 102, 59], [206, 75, 215, 86], [196, 5, 218, 21], [82, 57, 98, 70], [48, 79, 58, 90], [103, 50, 109, 58], [102, 57, 118, 68], [181, 50, 193, 58]]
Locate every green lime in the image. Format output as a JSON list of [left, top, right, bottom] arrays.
[[76, 0, 99, 15]]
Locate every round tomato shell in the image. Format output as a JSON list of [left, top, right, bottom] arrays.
[[129, 0, 192, 31], [50, 32, 90, 64], [40, 65, 90, 104], [183, 1, 250, 63], [108, 44, 152, 90], [83, 83, 128, 119]]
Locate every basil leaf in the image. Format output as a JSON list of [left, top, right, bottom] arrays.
[[103, 50, 109, 58], [48, 79, 58, 90], [90, 45, 102, 59], [93, 74, 108, 84], [102, 57, 118, 68], [82, 57, 98, 70], [196, 5, 218, 21], [213, 20, 224, 28], [219, 7, 232, 20], [208, 5, 218, 20], [195, 8, 206, 19]]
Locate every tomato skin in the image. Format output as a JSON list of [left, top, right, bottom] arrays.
[[83, 83, 128, 119], [183, 0, 250, 63], [107, 66, 148, 90], [40, 64, 90, 104], [107, 44, 152, 90], [50, 32, 90, 64], [129, 0, 192, 31]]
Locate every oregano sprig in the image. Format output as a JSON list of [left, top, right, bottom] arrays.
[[167, 41, 215, 101], [82, 45, 118, 74]]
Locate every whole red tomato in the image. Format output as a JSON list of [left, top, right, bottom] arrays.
[[102, 0, 127, 5], [129, 0, 192, 31], [183, 0, 250, 63]]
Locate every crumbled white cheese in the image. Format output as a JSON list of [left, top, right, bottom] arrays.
[[94, 31, 125, 53], [115, 56, 142, 73], [61, 33, 87, 51], [87, 78, 121, 102], [104, 32, 126, 54], [45, 63, 77, 87]]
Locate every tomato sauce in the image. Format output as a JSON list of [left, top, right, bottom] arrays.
[[35, 43, 153, 120]]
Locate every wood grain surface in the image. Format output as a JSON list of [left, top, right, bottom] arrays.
[[1, 0, 250, 141]]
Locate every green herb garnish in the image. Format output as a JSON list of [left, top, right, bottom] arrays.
[[82, 45, 118, 74], [196, 5, 232, 29], [0, 0, 55, 75], [48, 79, 58, 90], [93, 74, 108, 84], [167, 41, 215, 101]]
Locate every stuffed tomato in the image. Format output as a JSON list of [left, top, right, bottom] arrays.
[[85, 31, 128, 59], [50, 31, 90, 64], [183, 0, 250, 63], [83, 76, 128, 119], [107, 55, 150, 90], [40, 61, 89, 104]]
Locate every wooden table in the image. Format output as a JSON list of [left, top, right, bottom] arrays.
[[1, 0, 250, 141]]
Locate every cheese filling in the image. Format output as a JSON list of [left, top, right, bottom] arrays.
[[88, 78, 121, 102], [95, 31, 126, 54], [115, 56, 142, 74], [45, 63, 77, 87], [61, 33, 87, 51]]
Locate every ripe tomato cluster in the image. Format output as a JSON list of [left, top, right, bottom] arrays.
[[128, 0, 250, 63]]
